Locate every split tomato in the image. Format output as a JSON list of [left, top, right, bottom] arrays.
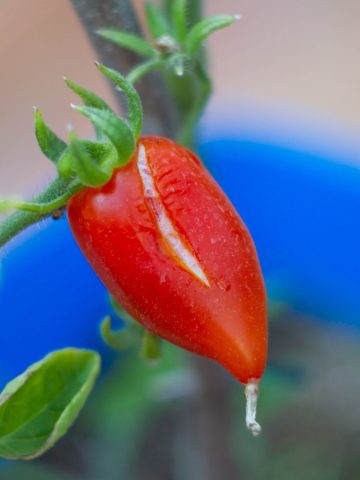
[[68, 136, 267, 433]]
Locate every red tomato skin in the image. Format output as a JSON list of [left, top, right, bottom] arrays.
[[67, 136, 267, 384]]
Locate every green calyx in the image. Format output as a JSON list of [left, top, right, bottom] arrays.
[[41, 65, 142, 190], [0, 2, 238, 244], [60, 64, 143, 188], [0, 65, 142, 218]]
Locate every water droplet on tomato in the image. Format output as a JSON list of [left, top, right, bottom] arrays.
[[216, 278, 231, 292]]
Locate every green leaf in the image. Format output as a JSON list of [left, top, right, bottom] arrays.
[[144, 2, 171, 39], [97, 28, 155, 58], [184, 0, 202, 29], [100, 316, 143, 352], [126, 58, 165, 84], [0, 348, 100, 460], [185, 15, 236, 55], [97, 64, 143, 139], [73, 105, 135, 167], [172, 0, 188, 44], [140, 330, 162, 364], [34, 109, 67, 164]]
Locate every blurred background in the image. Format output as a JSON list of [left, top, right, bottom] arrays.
[[2, 0, 360, 195], [0, 1, 360, 479]]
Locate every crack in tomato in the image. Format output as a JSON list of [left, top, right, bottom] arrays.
[[137, 143, 210, 287]]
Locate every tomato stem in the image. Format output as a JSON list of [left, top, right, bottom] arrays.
[[0, 178, 81, 248], [245, 379, 262, 437], [1, 190, 80, 215]]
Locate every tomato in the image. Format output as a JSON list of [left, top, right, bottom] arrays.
[[68, 136, 267, 431]]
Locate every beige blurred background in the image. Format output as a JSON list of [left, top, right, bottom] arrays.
[[1, 0, 360, 196]]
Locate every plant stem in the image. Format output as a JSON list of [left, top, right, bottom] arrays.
[[70, 0, 179, 138], [0, 177, 76, 248], [178, 62, 211, 148]]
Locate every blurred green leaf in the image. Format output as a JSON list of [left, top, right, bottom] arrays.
[[162, 0, 201, 29], [100, 316, 143, 351], [171, 0, 188, 44], [0, 348, 100, 460], [127, 58, 165, 84], [73, 106, 135, 167], [145, 2, 171, 39], [185, 15, 236, 55], [141, 330, 162, 363], [97, 29, 155, 58], [34, 109, 67, 164], [102, 298, 162, 362], [183, 0, 202, 29]]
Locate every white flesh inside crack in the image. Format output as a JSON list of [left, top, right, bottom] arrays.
[[137, 143, 210, 288]]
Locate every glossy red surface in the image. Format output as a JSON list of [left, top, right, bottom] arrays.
[[68, 137, 267, 383]]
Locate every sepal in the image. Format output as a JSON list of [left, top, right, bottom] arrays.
[[64, 77, 111, 140], [66, 132, 112, 187], [97, 28, 156, 58], [34, 108, 67, 164], [64, 77, 111, 111], [144, 2, 171, 40], [97, 64, 143, 139], [72, 105, 135, 167]]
